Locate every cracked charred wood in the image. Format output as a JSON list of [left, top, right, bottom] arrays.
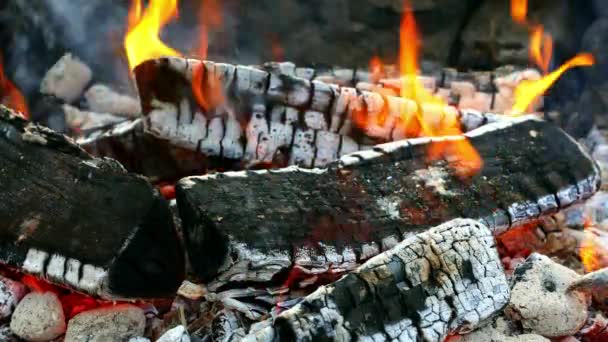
[[134, 57, 517, 168], [176, 116, 599, 288], [77, 118, 210, 182], [0, 106, 185, 299], [242, 219, 509, 342]]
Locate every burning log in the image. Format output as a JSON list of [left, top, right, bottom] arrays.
[[77, 118, 208, 182], [134, 57, 518, 168], [175, 116, 599, 287], [0, 106, 185, 299], [243, 219, 509, 342]]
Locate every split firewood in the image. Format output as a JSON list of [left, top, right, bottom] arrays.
[[0, 105, 184, 299], [175, 116, 600, 287], [77, 118, 209, 182], [241, 219, 509, 342], [134, 57, 524, 168]]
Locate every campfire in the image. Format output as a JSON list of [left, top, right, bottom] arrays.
[[1, 0, 608, 341]]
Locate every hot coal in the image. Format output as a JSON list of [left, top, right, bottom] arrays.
[[0, 105, 184, 299]]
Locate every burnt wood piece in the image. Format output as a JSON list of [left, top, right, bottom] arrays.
[[243, 219, 508, 342], [134, 57, 516, 168], [176, 117, 599, 287], [77, 118, 210, 183], [0, 106, 184, 299]]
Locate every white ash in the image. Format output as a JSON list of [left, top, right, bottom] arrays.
[[84, 84, 141, 117], [177, 281, 206, 300], [63, 104, 125, 131], [64, 304, 146, 342], [260, 218, 509, 342], [506, 253, 589, 337], [453, 322, 549, 342], [211, 309, 248, 342], [10, 292, 66, 342], [0, 324, 19, 342], [156, 325, 191, 342], [128, 338, 151, 342], [0, 276, 26, 320], [40, 53, 92, 103]]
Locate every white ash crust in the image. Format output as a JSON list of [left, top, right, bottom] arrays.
[[506, 253, 589, 337], [21, 248, 109, 298], [64, 304, 145, 342], [40, 53, 92, 103], [156, 325, 191, 342], [251, 218, 508, 342], [84, 84, 141, 117], [10, 292, 66, 342], [0, 277, 26, 320], [453, 323, 549, 342]]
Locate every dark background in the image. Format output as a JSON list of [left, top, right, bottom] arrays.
[[0, 0, 604, 136]]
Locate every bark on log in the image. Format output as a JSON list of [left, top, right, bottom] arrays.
[[242, 219, 508, 342], [176, 117, 599, 287], [0, 105, 185, 299]]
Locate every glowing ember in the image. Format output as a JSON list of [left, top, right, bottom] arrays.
[[529, 26, 553, 74], [398, 2, 482, 177], [369, 56, 384, 83], [511, 53, 595, 114], [580, 226, 608, 273], [124, 0, 182, 70], [510, 0, 528, 24], [0, 57, 29, 119]]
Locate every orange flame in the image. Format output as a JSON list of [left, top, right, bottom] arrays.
[[369, 56, 384, 82], [398, 2, 482, 177], [196, 0, 222, 58], [191, 0, 224, 112], [529, 26, 553, 74], [511, 0, 528, 24], [0, 57, 29, 119], [512, 53, 595, 114], [124, 0, 182, 70]]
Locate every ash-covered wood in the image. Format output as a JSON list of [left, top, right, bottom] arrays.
[[176, 117, 599, 286], [77, 118, 210, 182], [243, 219, 508, 342], [134, 57, 520, 169], [0, 106, 184, 299]]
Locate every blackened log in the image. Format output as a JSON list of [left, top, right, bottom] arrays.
[[0, 106, 184, 299], [77, 118, 210, 183], [176, 117, 599, 286], [243, 219, 508, 342]]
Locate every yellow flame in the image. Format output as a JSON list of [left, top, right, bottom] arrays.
[[398, 2, 482, 177], [124, 0, 182, 70], [511, 53, 595, 114]]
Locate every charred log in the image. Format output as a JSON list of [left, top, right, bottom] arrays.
[[0, 106, 184, 299], [176, 117, 599, 286], [77, 118, 211, 183], [134, 57, 520, 169], [244, 219, 509, 342]]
